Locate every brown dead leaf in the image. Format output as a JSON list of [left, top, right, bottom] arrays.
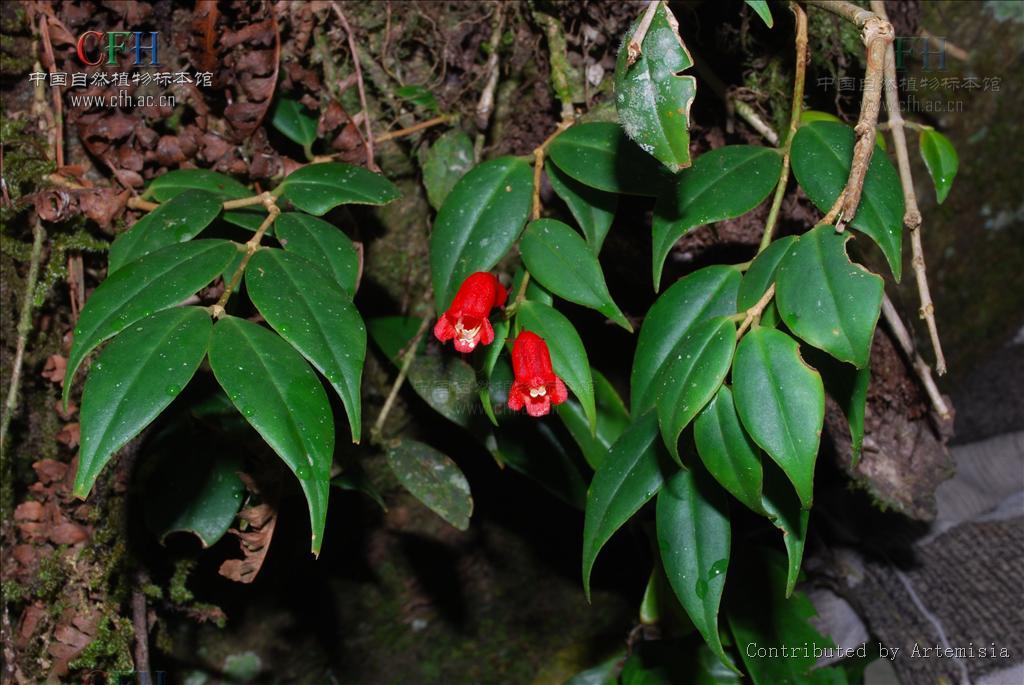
[[13, 501, 44, 522], [34, 458, 69, 484], [55, 423, 80, 448], [77, 188, 128, 229], [49, 521, 89, 545], [41, 355, 67, 383]]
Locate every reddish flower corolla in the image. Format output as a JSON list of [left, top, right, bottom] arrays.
[[507, 331, 569, 417], [433, 272, 508, 353]]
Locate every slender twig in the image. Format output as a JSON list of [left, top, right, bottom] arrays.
[[209, 193, 279, 319], [627, 0, 662, 66], [37, 16, 64, 168], [331, 2, 377, 172], [531, 121, 572, 221], [736, 283, 775, 340], [0, 221, 45, 457], [805, 1, 893, 229], [690, 48, 778, 146], [131, 573, 151, 685], [475, 3, 506, 131], [871, 0, 947, 375], [758, 3, 807, 254], [375, 114, 454, 144], [881, 295, 951, 421], [371, 313, 432, 444], [919, 28, 969, 62], [126, 197, 159, 212]]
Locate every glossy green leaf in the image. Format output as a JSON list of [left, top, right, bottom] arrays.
[[656, 467, 736, 673], [737, 235, 796, 311], [75, 307, 211, 497], [515, 299, 596, 431], [477, 317, 509, 426], [919, 126, 958, 204], [418, 129, 475, 210], [519, 219, 631, 331], [547, 122, 673, 196], [146, 168, 262, 231], [271, 98, 318, 148], [746, 0, 774, 28], [694, 385, 765, 516], [510, 266, 553, 306], [761, 461, 809, 597], [651, 146, 782, 290], [546, 159, 617, 253], [615, 3, 697, 172], [632, 265, 741, 414], [582, 412, 665, 599], [144, 448, 244, 547], [557, 370, 630, 470], [274, 212, 360, 295], [208, 316, 334, 555], [63, 240, 237, 407], [655, 317, 736, 461], [776, 226, 883, 368], [280, 162, 401, 216], [791, 121, 904, 280], [564, 654, 622, 685], [386, 439, 472, 530], [109, 190, 223, 274], [803, 346, 870, 467], [246, 248, 366, 442], [430, 156, 532, 310], [728, 550, 845, 685], [733, 328, 824, 510], [148, 168, 252, 202]]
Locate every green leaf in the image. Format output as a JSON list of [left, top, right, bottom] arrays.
[[75, 307, 211, 497], [395, 84, 439, 113], [546, 160, 617, 253], [510, 266, 553, 305], [386, 440, 472, 530], [108, 190, 223, 274], [761, 461, 809, 597], [557, 370, 631, 470], [694, 385, 765, 516], [746, 0, 774, 28], [331, 469, 387, 511], [614, 3, 697, 172], [564, 654, 623, 685], [144, 448, 244, 547], [803, 347, 870, 467], [547, 122, 673, 196], [515, 299, 597, 431], [791, 121, 904, 280], [148, 168, 252, 202], [733, 328, 824, 510], [656, 467, 736, 673], [652, 146, 782, 290], [632, 266, 740, 414], [489, 408, 589, 509], [582, 412, 665, 599], [246, 248, 366, 442], [146, 168, 261, 231], [271, 98, 318, 148], [478, 317, 509, 425], [274, 212, 360, 295], [776, 226, 883, 368], [654, 317, 736, 462], [208, 316, 334, 555], [918, 126, 958, 204], [418, 129, 475, 210], [280, 162, 401, 216], [429, 156, 532, 310], [63, 240, 237, 407], [737, 235, 796, 311], [728, 550, 844, 685], [519, 219, 632, 331]]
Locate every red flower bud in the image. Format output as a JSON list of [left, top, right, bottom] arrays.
[[433, 272, 508, 353], [507, 331, 568, 417]]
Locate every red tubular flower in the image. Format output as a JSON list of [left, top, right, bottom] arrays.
[[507, 331, 569, 417], [433, 272, 508, 353]]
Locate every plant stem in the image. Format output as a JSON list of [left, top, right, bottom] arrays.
[[736, 283, 775, 340], [375, 114, 454, 144], [371, 313, 432, 445], [475, 3, 506, 131], [0, 221, 46, 459], [331, 1, 377, 172], [127, 197, 160, 212], [627, 1, 662, 66], [757, 2, 808, 255], [871, 0, 947, 376], [881, 295, 951, 421], [209, 193, 279, 319]]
